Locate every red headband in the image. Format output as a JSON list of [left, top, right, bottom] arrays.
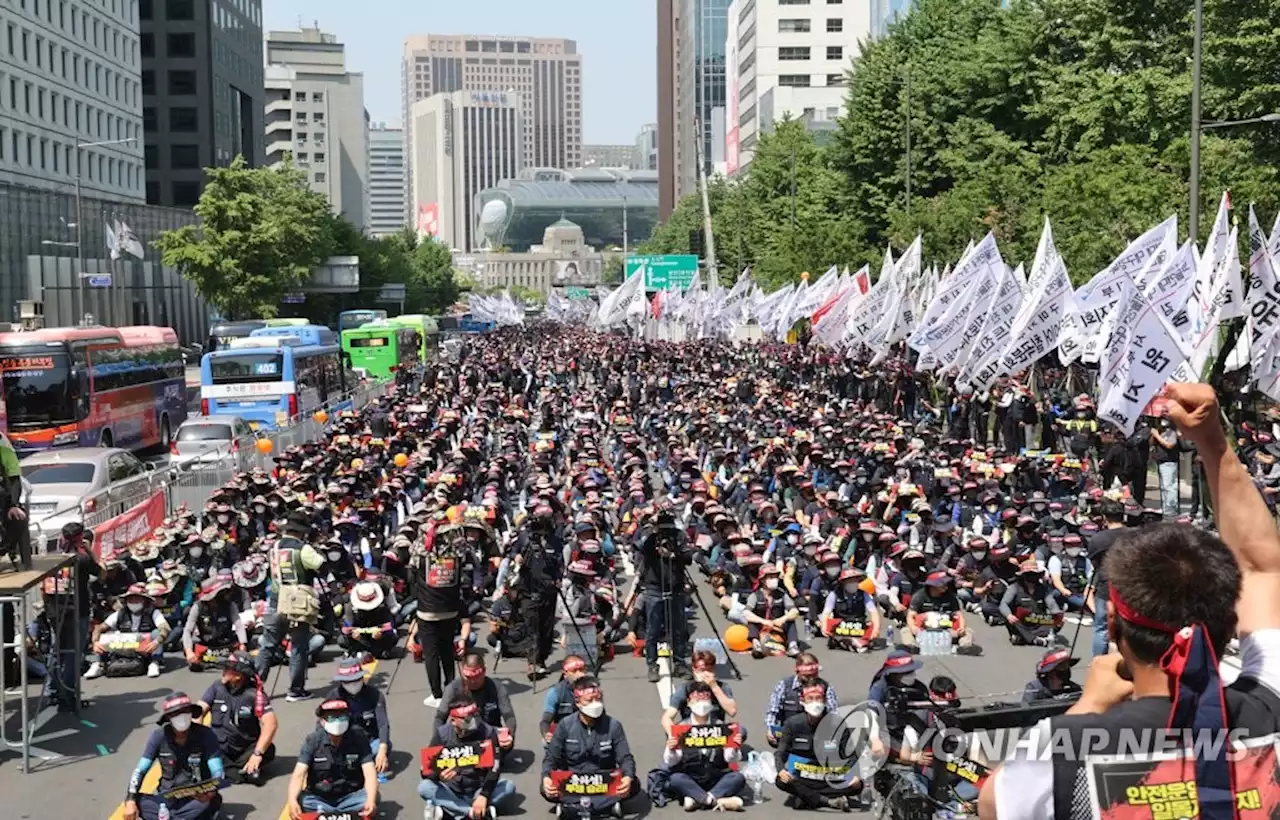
[[449, 702, 477, 719], [1109, 586, 1177, 635], [796, 662, 819, 677], [575, 686, 602, 701]]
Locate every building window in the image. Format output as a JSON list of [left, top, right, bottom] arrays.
[[140, 0, 152, 19], [826, 18, 843, 32], [295, 111, 307, 123], [169, 106, 197, 131], [141, 69, 154, 94], [826, 73, 845, 86], [144, 144, 158, 168], [314, 171, 326, 183], [165, 0, 194, 21], [171, 143, 199, 168], [172, 180, 200, 204], [778, 18, 810, 33], [140, 32, 153, 57], [313, 112, 324, 123], [827, 45, 843, 60], [778, 46, 810, 60], [779, 74, 810, 87], [146, 180, 160, 203], [294, 90, 305, 101], [168, 69, 196, 94], [314, 152, 325, 163], [167, 32, 195, 58], [311, 91, 323, 102]]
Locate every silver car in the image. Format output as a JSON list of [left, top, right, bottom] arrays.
[[170, 415, 253, 472], [23, 447, 157, 551]]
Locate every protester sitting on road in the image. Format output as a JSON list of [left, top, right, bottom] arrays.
[[541, 676, 639, 818], [322, 659, 391, 782], [539, 655, 590, 744], [433, 652, 517, 756], [88, 582, 169, 679], [286, 699, 378, 819], [659, 681, 747, 811], [764, 653, 837, 747], [181, 578, 248, 671], [123, 692, 226, 820], [902, 571, 979, 654], [774, 679, 864, 810], [420, 692, 518, 820], [197, 651, 277, 786], [661, 650, 738, 736], [1020, 648, 1081, 704], [743, 564, 801, 658]]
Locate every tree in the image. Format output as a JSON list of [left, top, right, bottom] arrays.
[[154, 156, 335, 319], [407, 233, 460, 314]]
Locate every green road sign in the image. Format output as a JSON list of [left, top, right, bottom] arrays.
[[626, 254, 699, 291], [564, 287, 592, 300]]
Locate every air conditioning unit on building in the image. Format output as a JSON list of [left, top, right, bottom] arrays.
[[17, 300, 44, 329]]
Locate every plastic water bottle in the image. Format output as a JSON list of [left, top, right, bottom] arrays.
[[886, 623, 896, 647], [157, 804, 170, 820]]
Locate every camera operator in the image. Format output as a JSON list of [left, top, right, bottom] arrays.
[[979, 384, 1280, 820], [638, 508, 693, 683], [513, 504, 565, 679]]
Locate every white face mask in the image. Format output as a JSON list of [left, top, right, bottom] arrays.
[[323, 717, 350, 736], [825, 566, 839, 578], [188, 547, 203, 559], [843, 583, 860, 595], [898, 673, 917, 687], [765, 579, 780, 591], [169, 714, 193, 733], [971, 551, 987, 561], [217, 514, 230, 524], [1066, 548, 1082, 558], [803, 702, 825, 717], [690, 701, 714, 718], [127, 601, 144, 613], [579, 700, 604, 719], [342, 681, 363, 695], [787, 534, 799, 545], [1050, 511, 1064, 520], [328, 551, 342, 562], [254, 505, 267, 514]]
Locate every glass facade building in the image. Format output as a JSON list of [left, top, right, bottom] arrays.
[[695, 0, 731, 174]]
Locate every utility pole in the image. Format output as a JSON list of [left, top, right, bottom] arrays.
[[1189, 0, 1203, 242], [694, 118, 718, 289], [905, 66, 913, 220], [789, 148, 797, 257]]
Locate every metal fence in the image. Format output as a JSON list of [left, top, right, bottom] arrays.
[[29, 380, 392, 553]]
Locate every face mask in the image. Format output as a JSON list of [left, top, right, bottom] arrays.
[[971, 551, 987, 561], [985, 505, 998, 514], [188, 547, 203, 559], [217, 514, 230, 525], [825, 566, 839, 578], [1066, 547, 1082, 558], [804, 547, 817, 557], [127, 601, 144, 613], [787, 534, 799, 545], [843, 583, 859, 595], [342, 681, 363, 695], [690, 701, 714, 718], [898, 673, 917, 687], [1050, 511, 1063, 520], [579, 700, 604, 719], [765, 579, 780, 591], [803, 702, 825, 717], [169, 714, 193, 733], [328, 551, 342, 562], [255, 505, 266, 514], [323, 717, 350, 736]]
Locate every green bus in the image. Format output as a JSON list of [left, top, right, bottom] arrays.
[[385, 314, 440, 360], [340, 324, 422, 380]]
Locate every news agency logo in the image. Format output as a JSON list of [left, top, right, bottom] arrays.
[[813, 701, 893, 781]]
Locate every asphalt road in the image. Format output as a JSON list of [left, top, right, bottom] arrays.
[[0, 566, 1121, 820]]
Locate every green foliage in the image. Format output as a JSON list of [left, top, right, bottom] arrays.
[[652, 0, 1280, 289], [154, 157, 334, 319]]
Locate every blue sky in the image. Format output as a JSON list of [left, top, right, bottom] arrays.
[[263, 0, 656, 144]]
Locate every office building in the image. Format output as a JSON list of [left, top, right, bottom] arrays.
[[141, 0, 264, 207], [677, 0, 730, 184], [401, 33, 582, 223], [410, 89, 523, 252], [367, 123, 406, 237], [582, 144, 637, 169], [725, 0, 872, 174], [635, 123, 657, 171], [871, 0, 912, 38], [0, 0, 145, 200], [264, 26, 368, 230], [657, 0, 679, 218]]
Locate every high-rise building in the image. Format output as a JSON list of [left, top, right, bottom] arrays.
[[726, 0, 872, 175], [368, 123, 406, 237], [264, 27, 368, 230], [401, 34, 581, 223], [677, 0, 730, 185], [141, 0, 264, 207], [410, 90, 523, 252], [870, 0, 913, 38], [636, 123, 658, 171], [582, 144, 638, 169], [0, 0, 145, 200], [657, 0, 679, 219]]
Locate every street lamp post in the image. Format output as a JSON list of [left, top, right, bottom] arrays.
[[1190, 0, 1203, 242], [74, 137, 138, 325]]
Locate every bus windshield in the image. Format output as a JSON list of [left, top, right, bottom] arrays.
[[209, 352, 284, 384], [0, 351, 76, 428]]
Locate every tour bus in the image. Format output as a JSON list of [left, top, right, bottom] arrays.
[[341, 324, 422, 380], [338, 309, 387, 333], [385, 314, 440, 361], [0, 325, 188, 455], [199, 325, 349, 430]]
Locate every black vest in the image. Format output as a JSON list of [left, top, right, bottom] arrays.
[[156, 725, 217, 793], [197, 599, 236, 645]]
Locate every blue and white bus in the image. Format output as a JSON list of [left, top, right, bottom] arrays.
[[198, 325, 351, 430]]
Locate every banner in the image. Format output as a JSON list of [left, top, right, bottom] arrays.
[[910, 234, 996, 350], [957, 263, 1023, 387], [986, 218, 1072, 387], [671, 723, 742, 750], [91, 490, 166, 560], [420, 739, 496, 777]]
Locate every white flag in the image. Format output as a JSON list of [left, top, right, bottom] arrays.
[[984, 218, 1071, 388], [116, 221, 145, 260], [105, 220, 121, 261]]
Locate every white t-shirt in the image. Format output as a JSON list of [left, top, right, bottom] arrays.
[[992, 629, 1280, 820]]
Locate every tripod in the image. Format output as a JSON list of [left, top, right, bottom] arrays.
[[678, 561, 743, 681]]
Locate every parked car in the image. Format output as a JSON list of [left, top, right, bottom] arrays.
[[170, 415, 253, 472], [23, 447, 157, 551]]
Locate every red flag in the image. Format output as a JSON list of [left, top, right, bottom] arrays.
[[855, 269, 871, 295], [811, 288, 848, 325], [651, 291, 664, 320]]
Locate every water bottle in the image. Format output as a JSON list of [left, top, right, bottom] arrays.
[[752, 777, 764, 804], [693, 636, 726, 666], [886, 623, 895, 647], [157, 803, 170, 820]]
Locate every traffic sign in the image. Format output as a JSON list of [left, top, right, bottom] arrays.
[[376, 284, 407, 303], [86, 274, 111, 288], [626, 255, 699, 291], [564, 287, 592, 301], [280, 292, 306, 304]]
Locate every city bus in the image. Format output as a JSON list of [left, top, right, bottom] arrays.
[[0, 326, 188, 455], [207, 320, 268, 352], [263, 318, 310, 329], [385, 314, 440, 361], [199, 325, 349, 430], [341, 324, 422, 380], [338, 310, 387, 333]]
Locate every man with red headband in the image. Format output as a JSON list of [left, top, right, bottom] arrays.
[[765, 653, 838, 747], [979, 384, 1280, 820], [540, 655, 591, 744], [420, 693, 517, 820], [541, 676, 638, 818], [432, 653, 517, 755]]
